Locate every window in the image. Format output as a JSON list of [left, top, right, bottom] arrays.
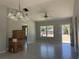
[[40, 26, 46, 37], [47, 25, 54, 37], [40, 25, 54, 37]]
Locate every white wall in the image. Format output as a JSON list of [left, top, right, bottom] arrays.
[[0, 5, 36, 53], [0, 5, 7, 53], [7, 19, 36, 44], [35, 18, 73, 43]]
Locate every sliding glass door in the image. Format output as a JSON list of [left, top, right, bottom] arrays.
[[61, 24, 71, 44]]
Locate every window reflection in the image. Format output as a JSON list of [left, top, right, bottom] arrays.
[[40, 44, 54, 58], [62, 44, 71, 59]]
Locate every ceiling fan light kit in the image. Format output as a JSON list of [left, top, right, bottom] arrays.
[[8, 0, 29, 20]]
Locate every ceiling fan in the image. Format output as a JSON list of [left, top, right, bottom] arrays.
[[39, 8, 52, 19], [44, 11, 48, 18]]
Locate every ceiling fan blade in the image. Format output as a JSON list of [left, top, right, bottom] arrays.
[[23, 8, 29, 12]]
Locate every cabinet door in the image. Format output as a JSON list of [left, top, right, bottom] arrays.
[[13, 30, 25, 39]]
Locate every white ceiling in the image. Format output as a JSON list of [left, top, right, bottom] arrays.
[[0, 0, 75, 21]]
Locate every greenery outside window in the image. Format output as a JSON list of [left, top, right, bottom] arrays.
[[40, 25, 54, 37]]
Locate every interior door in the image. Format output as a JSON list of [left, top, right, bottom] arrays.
[[22, 26, 28, 48], [22, 26, 28, 40]]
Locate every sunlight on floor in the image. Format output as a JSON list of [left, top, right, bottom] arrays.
[[62, 35, 71, 43]]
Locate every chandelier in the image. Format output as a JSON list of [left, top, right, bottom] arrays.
[[8, 0, 29, 20]]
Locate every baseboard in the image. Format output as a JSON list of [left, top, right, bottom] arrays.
[[27, 40, 35, 44], [0, 49, 8, 54]]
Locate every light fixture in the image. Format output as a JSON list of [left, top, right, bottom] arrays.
[[8, 0, 29, 20]]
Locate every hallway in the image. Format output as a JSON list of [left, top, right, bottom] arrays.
[[0, 41, 78, 59]]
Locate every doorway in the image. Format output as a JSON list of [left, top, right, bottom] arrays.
[[61, 24, 71, 44], [22, 25, 28, 48]]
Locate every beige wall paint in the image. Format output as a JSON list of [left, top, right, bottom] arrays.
[[74, 0, 79, 45], [73, 0, 79, 53], [0, 5, 7, 52]]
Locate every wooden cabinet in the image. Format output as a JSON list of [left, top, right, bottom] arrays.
[[9, 30, 25, 53], [13, 30, 25, 39], [9, 38, 18, 53]]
